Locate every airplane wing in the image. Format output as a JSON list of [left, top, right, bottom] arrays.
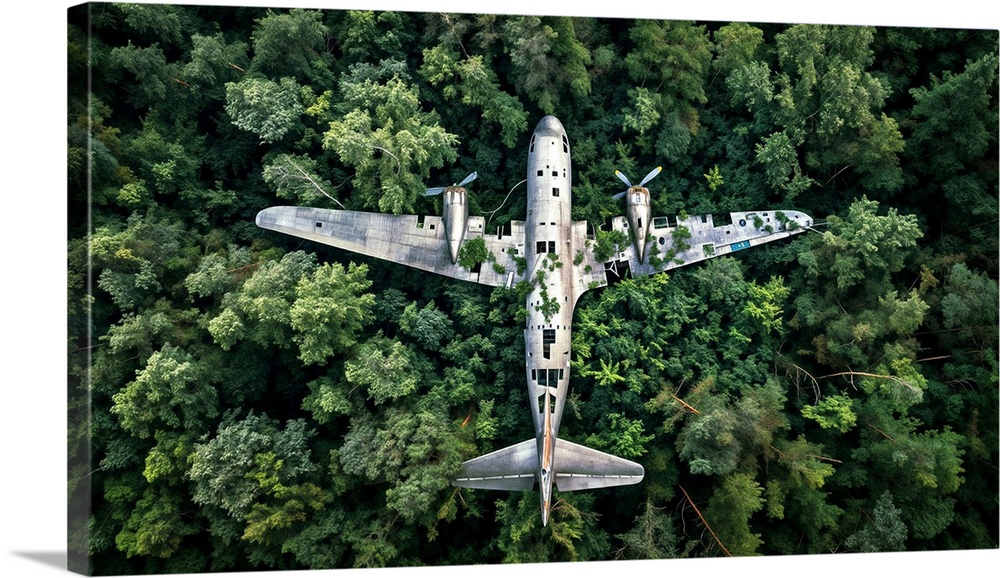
[[256, 206, 526, 288], [581, 210, 813, 288]]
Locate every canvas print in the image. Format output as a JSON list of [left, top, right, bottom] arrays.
[[68, 1, 998, 575]]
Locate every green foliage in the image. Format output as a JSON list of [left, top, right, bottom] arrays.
[[72, 7, 999, 571], [290, 262, 375, 365], [845, 491, 907, 552], [593, 228, 629, 262], [111, 344, 218, 439], [502, 16, 592, 113], [457, 236, 489, 269], [249, 9, 327, 79], [495, 492, 609, 562], [802, 395, 857, 433], [615, 499, 682, 560], [115, 485, 199, 558], [345, 337, 419, 405], [704, 472, 765, 555], [209, 250, 317, 350], [225, 76, 304, 144], [262, 154, 340, 206], [420, 46, 528, 147], [323, 76, 459, 214], [399, 300, 455, 350], [190, 414, 316, 515]]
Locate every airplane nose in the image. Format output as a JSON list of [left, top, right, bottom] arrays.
[[533, 115, 565, 138]]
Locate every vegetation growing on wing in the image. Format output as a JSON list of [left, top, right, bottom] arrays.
[[68, 4, 998, 573]]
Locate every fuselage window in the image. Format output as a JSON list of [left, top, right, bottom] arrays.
[[552, 187, 559, 197], [542, 329, 555, 359], [537, 393, 556, 414], [537, 170, 544, 177], [536, 241, 547, 253], [548, 241, 556, 253], [552, 170, 558, 177]]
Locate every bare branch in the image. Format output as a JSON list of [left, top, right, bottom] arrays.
[[679, 484, 732, 557]]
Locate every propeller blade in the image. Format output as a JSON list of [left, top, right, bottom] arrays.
[[614, 170, 632, 188], [424, 187, 447, 196], [612, 191, 627, 200], [638, 166, 662, 187], [458, 171, 478, 187]]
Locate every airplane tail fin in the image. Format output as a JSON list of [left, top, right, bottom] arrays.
[[451, 438, 643, 492]]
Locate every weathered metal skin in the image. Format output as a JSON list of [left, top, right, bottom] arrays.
[[442, 187, 469, 263], [625, 186, 653, 262], [523, 116, 578, 524]]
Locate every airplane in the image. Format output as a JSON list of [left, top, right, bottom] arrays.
[[255, 115, 813, 526]]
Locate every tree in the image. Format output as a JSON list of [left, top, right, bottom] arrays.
[[184, 245, 253, 301], [614, 499, 682, 560], [114, 484, 199, 559], [209, 250, 316, 351], [790, 197, 925, 368], [703, 472, 765, 556], [107, 42, 176, 110], [905, 52, 999, 267], [182, 33, 249, 104], [621, 20, 712, 159], [344, 336, 419, 405], [501, 16, 591, 114], [420, 46, 528, 148], [323, 76, 459, 214], [730, 25, 906, 200], [339, 394, 472, 527], [712, 22, 764, 76], [189, 414, 321, 538], [398, 300, 455, 350], [290, 262, 375, 365], [844, 490, 907, 552], [225, 76, 305, 144], [110, 344, 219, 439], [262, 154, 343, 207], [494, 492, 610, 562], [249, 9, 327, 80]]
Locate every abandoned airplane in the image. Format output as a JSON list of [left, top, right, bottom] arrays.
[[255, 115, 813, 526]]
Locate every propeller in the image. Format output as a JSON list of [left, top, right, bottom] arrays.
[[424, 171, 478, 196], [613, 166, 661, 200]]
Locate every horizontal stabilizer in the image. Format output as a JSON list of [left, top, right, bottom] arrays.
[[452, 439, 536, 491], [553, 439, 644, 491]]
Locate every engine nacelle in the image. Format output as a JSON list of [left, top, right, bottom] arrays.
[[442, 187, 470, 263], [625, 187, 652, 262]]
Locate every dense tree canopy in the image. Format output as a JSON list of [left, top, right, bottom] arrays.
[[68, 4, 997, 574]]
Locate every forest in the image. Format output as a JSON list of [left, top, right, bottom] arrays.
[[67, 2, 998, 574]]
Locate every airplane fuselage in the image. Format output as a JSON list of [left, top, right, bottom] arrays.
[[523, 116, 578, 524]]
